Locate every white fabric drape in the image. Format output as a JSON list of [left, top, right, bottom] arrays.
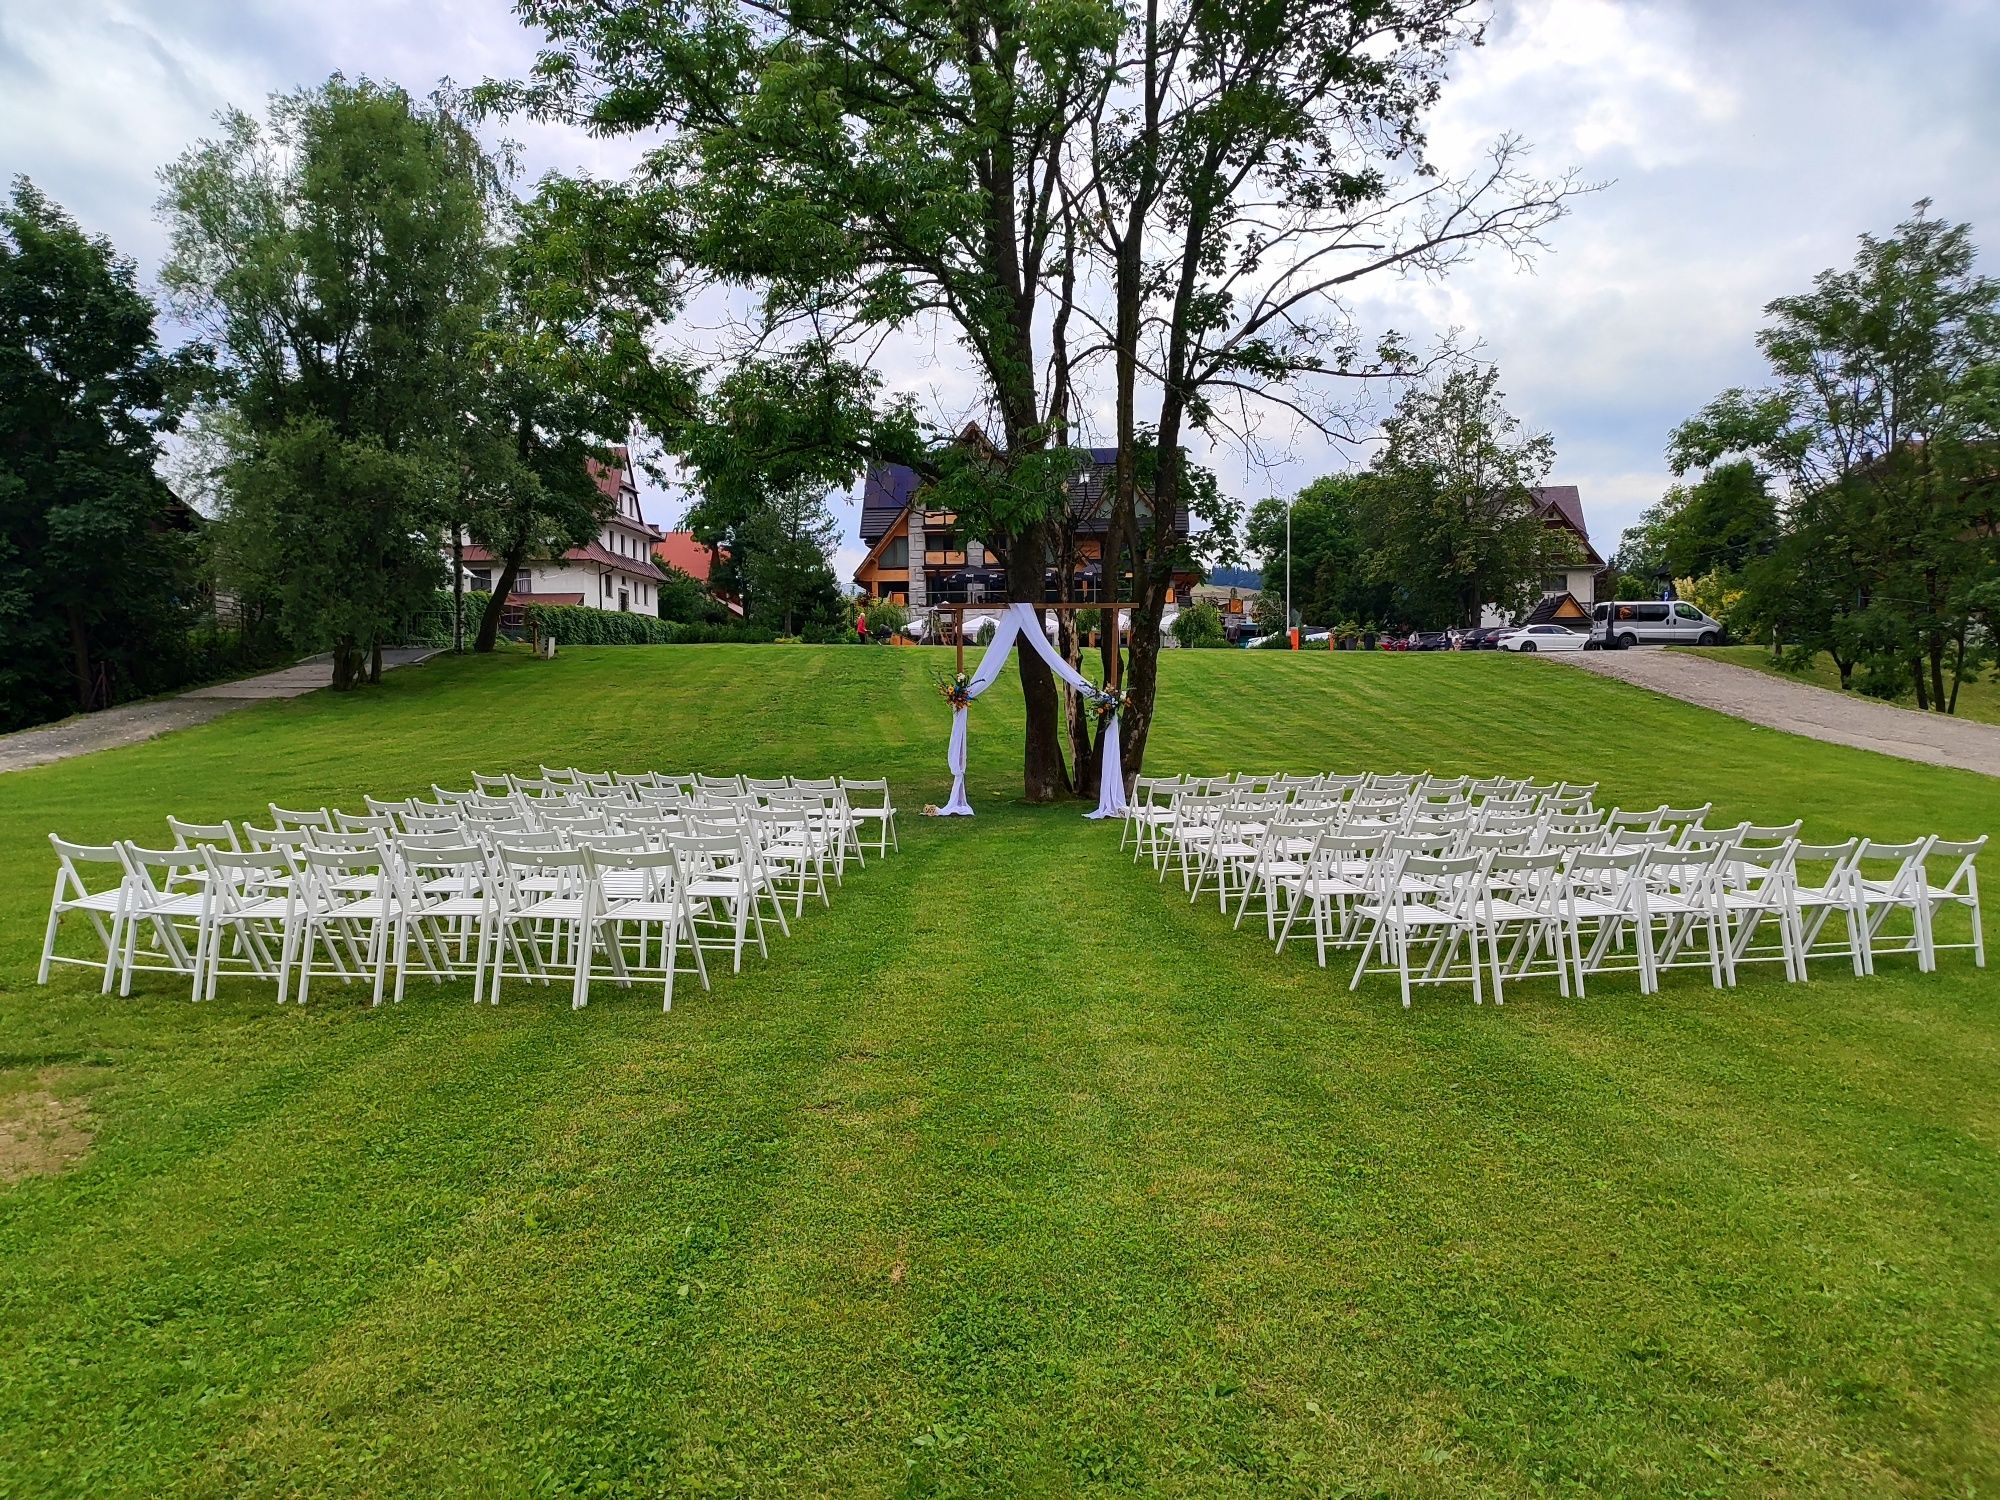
[[936, 603, 1129, 819]]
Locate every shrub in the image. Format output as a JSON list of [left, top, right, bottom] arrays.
[[663, 621, 779, 645], [405, 589, 491, 647], [863, 599, 909, 638], [521, 603, 678, 645], [1172, 600, 1228, 648], [658, 564, 729, 625]]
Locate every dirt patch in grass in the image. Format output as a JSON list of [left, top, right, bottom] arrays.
[[0, 1070, 95, 1185]]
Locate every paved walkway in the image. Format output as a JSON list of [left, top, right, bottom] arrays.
[[0, 649, 442, 775], [1556, 649, 2000, 777]]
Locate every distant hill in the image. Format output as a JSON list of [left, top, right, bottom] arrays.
[[1207, 566, 1263, 590]]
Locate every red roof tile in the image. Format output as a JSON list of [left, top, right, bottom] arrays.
[[654, 531, 721, 582]]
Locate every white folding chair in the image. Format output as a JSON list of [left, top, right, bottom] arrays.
[[1484, 848, 1576, 999], [577, 846, 706, 1010], [39, 837, 132, 993], [268, 803, 333, 832], [195, 848, 296, 1000], [839, 776, 900, 857], [484, 846, 592, 1005], [1852, 838, 1936, 974], [1564, 846, 1655, 995], [1348, 851, 1493, 1008], [1788, 840, 1866, 977], [287, 846, 396, 1005], [676, 829, 781, 972], [385, 842, 493, 1003], [1916, 837, 1987, 970], [112, 844, 209, 998]]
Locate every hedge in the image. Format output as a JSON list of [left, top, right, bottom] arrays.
[[521, 602, 677, 645]]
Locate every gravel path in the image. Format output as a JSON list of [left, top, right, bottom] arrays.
[[1556, 649, 2000, 777], [0, 649, 442, 775]]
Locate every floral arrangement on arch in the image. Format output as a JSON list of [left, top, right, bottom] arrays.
[[1088, 687, 1130, 723], [935, 670, 974, 709]]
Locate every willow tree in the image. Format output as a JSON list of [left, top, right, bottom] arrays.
[[162, 77, 498, 689], [495, 0, 1582, 791]]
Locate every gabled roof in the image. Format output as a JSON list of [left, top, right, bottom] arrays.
[[1525, 590, 1592, 625], [1528, 485, 1604, 567], [654, 531, 721, 583]]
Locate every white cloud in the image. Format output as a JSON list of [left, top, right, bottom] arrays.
[[4, 0, 1996, 573]]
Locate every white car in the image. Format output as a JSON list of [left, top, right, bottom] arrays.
[[1498, 624, 1587, 653]]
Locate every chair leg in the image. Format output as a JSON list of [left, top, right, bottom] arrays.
[[37, 889, 62, 986]]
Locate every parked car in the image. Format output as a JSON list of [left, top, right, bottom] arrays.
[[1497, 624, 1588, 653], [1592, 599, 1724, 648], [1411, 631, 1453, 651], [1455, 626, 1503, 650]]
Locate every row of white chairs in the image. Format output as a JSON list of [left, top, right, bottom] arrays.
[[1123, 773, 1984, 1006], [39, 771, 898, 1012]]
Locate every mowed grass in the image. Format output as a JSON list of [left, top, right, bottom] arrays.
[[1, 646, 1997, 1498], [1686, 643, 2000, 725]]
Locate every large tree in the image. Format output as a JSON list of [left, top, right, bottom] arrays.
[[1359, 366, 1568, 628], [1078, 1, 1579, 775], [0, 178, 203, 731], [160, 76, 499, 689], [494, 0, 1579, 795], [1672, 203, 2000, 712], [1246, 474, 1399, 631], [463, 178, 691, 653]]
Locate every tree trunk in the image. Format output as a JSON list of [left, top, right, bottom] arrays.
[[452, 529, 465, 654], [474, 544, 528, 653], [1119, 607, 1164, 793], [1056, 608, 1101, 800], [1835, 653, 1854, 690], [1005, 525, 1070, 803], [65, 604, 92, 711], [330, 636, 363, 691], [1928, 634, 1947, 714], [1948, 629, 1968, 715], [369, 640, 384, 685], [1911, 657, 1929, 711]]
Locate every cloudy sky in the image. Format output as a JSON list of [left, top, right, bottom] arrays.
[[5, 0, 1996, 578]]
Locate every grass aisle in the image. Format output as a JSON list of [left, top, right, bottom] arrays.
[[0, 647, 1995, 1495]]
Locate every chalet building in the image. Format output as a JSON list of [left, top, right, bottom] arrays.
[[456, 448, 663, 614], [1480, 484, 1606, 628], [853, 441, 1200, 608]]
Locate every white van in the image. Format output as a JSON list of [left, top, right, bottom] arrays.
[[1592, 599, 1724, 648]]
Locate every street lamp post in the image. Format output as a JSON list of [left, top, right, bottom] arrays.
[[1284, 496, 1295, 649]]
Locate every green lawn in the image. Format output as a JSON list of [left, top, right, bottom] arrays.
[[1685, 643, 2000, 725], [2, 646, 1996, 1497]]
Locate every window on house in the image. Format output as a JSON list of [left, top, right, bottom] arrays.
[[881, 536, 908, 569], [517, 571, 532, 594], [1543, 572, 1570, 594], [468, 568, 491, 592]]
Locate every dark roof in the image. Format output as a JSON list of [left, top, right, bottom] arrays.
[[1524, 591, 1591, 625], [858, 448, 1190, 543], [859, 463, 923, 543]]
